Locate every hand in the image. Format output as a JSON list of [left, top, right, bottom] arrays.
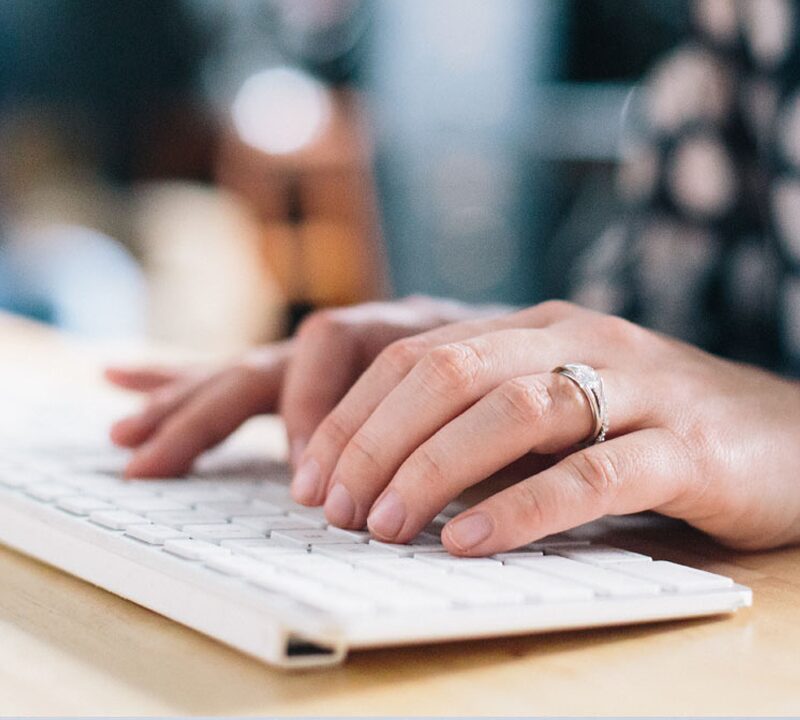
[[106, 297, 505, 478], [296, 300, 800, 553]]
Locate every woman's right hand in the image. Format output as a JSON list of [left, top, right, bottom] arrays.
[[106, 296, 504, 479]]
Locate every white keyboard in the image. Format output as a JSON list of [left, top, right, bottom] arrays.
[[0, 375, 752, 669]]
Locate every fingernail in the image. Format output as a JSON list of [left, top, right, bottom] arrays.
[[325, 483, 355, 527], [445, 513, 494, 551], [290, 438, 307, 469], [367, 490, 406, 539], [291, 457, 322, 504]]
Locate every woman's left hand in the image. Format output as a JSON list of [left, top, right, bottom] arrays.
[[291, 300, 800, 554]]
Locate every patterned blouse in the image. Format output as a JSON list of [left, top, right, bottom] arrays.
[[570, 0, 800, 377]]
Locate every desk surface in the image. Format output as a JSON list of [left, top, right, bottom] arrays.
[[0, 313, 798, 716]]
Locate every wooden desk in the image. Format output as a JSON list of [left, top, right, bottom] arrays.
[[0, 313, 798, 715]]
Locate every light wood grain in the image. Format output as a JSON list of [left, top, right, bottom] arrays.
[[0, 313, 798, 716]]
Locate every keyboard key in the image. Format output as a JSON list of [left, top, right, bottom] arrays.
[[522, 534, 591, 550], [462, 565, 595, 601], [161, 487, 245, 504], [287, 507, 329, 526], [248, 572, 376, 615], [369, 537, 446, 556], [493, 551, 545, 562], [367, 558, 451, 582], [612, 561, 734, 592], [406, 573, 525, 607], [25, 483, 74, 502], [415, 553, 501, 571], [195, 500, 285, 518], [56, 496, 116, 516], [126, 524, 189, 545], [117, 497, 188, 513], [183, 523, 265, 544], [206, 554, 275, 578], [325, 526, 371, 543], [549, 545, 652, 566], [324, 569, 452, 611], [90, 510, 152, 530], [230, 515, 319, 533], [164, 539, 231, 561], [269, 554, 355, 577], [222, 539, 306, 560], [313, 543, 399, 563], [146, 510, 227, 528], [506, 556, 661, 597], [271, 529, 356, 549]]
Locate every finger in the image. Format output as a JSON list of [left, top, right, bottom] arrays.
[[323, 326, 595, 528], [441, 428, 691, 556], [124, 363, 281, 478], [104, 366, 186, 392], [280, 310, 376, 472], [367, 368, 649, 542], [110, 374, 207, 448], [293, 301, 574, 507]]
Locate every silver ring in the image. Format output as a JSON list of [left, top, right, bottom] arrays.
[[552, 363, 609, 446]]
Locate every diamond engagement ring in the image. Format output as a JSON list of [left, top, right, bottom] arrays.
[[552, 363, 609, 446]]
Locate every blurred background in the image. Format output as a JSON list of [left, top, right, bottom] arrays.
[[0, 0, 688, 354]]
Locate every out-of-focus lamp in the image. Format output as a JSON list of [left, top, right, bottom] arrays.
[[231, 66, 332, 156]]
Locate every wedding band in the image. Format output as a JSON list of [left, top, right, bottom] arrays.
[[552, 363, 609, 446]]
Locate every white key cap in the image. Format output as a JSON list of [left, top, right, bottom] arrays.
[[313, 543, 399, 563], [549, 545, 652, 566], [406, 573, 525, 607], [164, 539, 231, 561], [366, 556, 447, 575], [126, 524, 189, 545], [415, 553, 501, 570], [146, 510, 227, 528], [493, 551, 545, 562], [462, 565, 595, 601], [0, 471, 46, 489], [56, 496, 116, 515], [117, 496, 188, 513], [230, 515, 319, 533], [206, 554, 274, 578], [325, 526, 371, 543], [161, 487, 245, 504], [222, 539, 306, 560], [288, 507, 329, 525], [506, 556, 661, 597], [25, 483, 74, 502], [90, 510, 152, 530], [271, 529, 356, 549], [269, 554, 355, 577], [195, 500, 284, 518], [183, 523, 265, 544], [249, 572, 375, 615], [324, 569, 452, 611], [612, 561, 734, 592], [369, 533, 446, 556]]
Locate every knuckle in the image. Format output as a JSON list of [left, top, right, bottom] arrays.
[[513, 481, 547, 531], [315, 411, 353, 450], [494, 377, 555, 427], [408, 444, 448, 489], [343, 429, 383, 473], [535, 299, 575, 319], [598, 314, 644, 346], [565, 449, 623, 505], [379, 336, 428, 376], [295, 308, 347, 340], [422, 342, 483, 394]]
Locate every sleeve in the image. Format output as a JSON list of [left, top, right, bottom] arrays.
[[570, 0, 795, 371]]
